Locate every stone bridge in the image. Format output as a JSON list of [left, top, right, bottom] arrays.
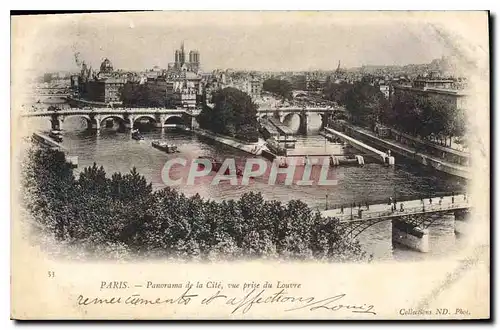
[[21, 108, 201, 130], [256, 106, 344, 134], [21, 105, 343, 132]]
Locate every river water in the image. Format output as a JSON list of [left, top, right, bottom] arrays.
[[26, 115, 467, 261]]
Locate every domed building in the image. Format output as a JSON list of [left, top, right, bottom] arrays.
[[99, 58, 114, 74], [74, 57, 126, 105]]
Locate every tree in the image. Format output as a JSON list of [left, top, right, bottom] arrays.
[[120, 82, 166, 107], [307, 79, 323, 92], [322, 81, 351, 105], [390, 91, 467, 145], [262, 78, 293, 100], [22, 146, 370, 262], [343, 80, 388, 127], [198, 87, 259, 142]]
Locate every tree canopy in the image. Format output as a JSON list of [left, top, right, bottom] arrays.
[[22, 146, 369, 262], [323, 81, 351, 105], [324, 79, 389, 128], [389, 90, 467, 144], [198, 87, 259, 142], [120, 82, 167, 107], [262, 78, 293, 100]]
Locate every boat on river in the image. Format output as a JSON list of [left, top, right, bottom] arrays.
[[131, 129, 144, 141], [152, 140, 179, 153], [196, 156, 244, 176], [48, 130, 63, 142]]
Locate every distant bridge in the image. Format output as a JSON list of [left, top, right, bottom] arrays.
[[20, 108, 201, 130], [257, 106, 343, 135]]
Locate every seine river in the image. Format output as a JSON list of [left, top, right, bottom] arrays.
[[27, 115, 467, 261]]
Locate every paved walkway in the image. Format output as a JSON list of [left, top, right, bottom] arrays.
[[342, 123, 470, 177], [191, 128, 264, 156], [324, 127, 389, 160], [321, 194, 469, 223]]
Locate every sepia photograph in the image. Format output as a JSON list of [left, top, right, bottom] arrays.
[[10, 10, 490, 320]]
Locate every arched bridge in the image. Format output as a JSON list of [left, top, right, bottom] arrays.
[[20, 105, 342, 132], [321, 194, 471, 240], [257, 106, 344, 135], [20, 108, 201, 130]]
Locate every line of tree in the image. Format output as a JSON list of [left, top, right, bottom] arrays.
[[323, 78, 389, 129], [120, 82, 167, 107], [387, 90, 466, 146], [262, 78, 293, 100], [197, 87, 259, 143], [21, 147, 369, 262], [323, 79, 466, 145]]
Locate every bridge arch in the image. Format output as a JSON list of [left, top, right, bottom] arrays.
[[63, 114, 93, 130], [164, 115, 186, 127], [100, 115, 127, 129], [133, 115, 157, 124], [282, 112, 300, 124], [281, 112, 303, 134]]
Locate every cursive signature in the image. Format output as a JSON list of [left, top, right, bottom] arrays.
[[284, 293, 376, 314], [215, 289, 376, 315]]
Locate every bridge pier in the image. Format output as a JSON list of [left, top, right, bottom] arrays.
[[298, 112, 309, 135], [320, 113, 329, 130], [90, 119, 100, 130], [190, 115, 199, 129], [392, 219, 430, 253], [155, 114, 166, 128], [454, 209, 470, 236], [88, 114, 101, 130], [50, 117, 63, 131], [123, 115, 133, 129], [273, 111, 285, 123]]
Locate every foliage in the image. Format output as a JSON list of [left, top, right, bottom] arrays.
[[322, 81, 351, 105], [22, 147, 369, 262], [342, 79, 389, 128], [262, 78, 293, 100], [307, 79, 323, 92], [323, 79, 466, 144], [389, 90, 467, 144], [120, 82, 167, 107], [323, 79, 389, 129], [198, 87, 259, 142]]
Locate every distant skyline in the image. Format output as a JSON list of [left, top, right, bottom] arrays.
[[14, 12, 472, 74]]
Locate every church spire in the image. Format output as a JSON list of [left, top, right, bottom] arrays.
[[180, 41, 186, 65]]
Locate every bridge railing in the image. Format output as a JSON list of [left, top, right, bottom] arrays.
[[324, 201, 470, 223], [20, 107, 201, 117]]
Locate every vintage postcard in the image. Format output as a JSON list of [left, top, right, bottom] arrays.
[[10, 11, 490, 320]]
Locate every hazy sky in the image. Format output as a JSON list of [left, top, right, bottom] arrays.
[[17, 12, 458, 73]]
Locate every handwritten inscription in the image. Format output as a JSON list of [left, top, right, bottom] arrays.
[[77, 285, 376, 315]]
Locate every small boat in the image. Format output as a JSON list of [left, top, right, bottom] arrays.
[[49, 130, 63, 142], [196, 156, 243, 176], [152, 140, 179, 154], [276, 156, 288, 168], [131, 129, 144, 141]]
